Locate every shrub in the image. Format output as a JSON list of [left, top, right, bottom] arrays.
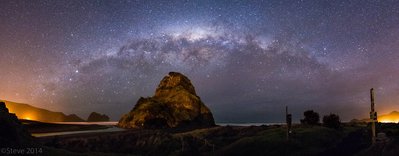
[[301, 110, 320, 125], [323, 113, 341, 129]]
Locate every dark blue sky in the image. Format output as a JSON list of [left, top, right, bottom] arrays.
[[1, 0, 399, 122]]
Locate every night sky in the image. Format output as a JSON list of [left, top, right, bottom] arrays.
[[1, 0, 399, 122]]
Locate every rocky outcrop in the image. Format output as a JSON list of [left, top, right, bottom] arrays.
[[0, 102, 33, 147], [64, 114, 85, 122], [87, 112, 110, 122], [118, 72, 215, 129]]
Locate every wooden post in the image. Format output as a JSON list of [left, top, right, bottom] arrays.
[[286, 106, 292, 140], [370, 88, 377, 144]]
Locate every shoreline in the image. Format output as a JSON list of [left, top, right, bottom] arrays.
[[21, 119, 112, 134]]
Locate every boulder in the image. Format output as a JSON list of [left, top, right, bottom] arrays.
[[87, 112, 110, 122], [118, 72, 215, 129]]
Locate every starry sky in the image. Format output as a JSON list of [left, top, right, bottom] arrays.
[[1, 0, 399, 122]]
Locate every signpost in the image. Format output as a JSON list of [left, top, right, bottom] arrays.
[[286, 106, 292, 140], [370, 88, 377, 144]]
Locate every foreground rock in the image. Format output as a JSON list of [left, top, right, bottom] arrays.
[[118, 72, 215, 129], [0, 102, 33, 147], [87, 112, 110, 122]]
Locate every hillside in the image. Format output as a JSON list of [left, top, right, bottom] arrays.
[[0, 100, 84, 122]]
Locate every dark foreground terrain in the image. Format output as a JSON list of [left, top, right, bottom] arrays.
[[28, 123, 399, 156]]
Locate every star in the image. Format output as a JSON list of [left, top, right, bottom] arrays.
[[0, 0, 399, 122]]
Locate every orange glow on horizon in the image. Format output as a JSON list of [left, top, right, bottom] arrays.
[[5, 104, 37, 121], [379, 119, 399, 123], [3, 101, 67, 122], [21, 114, 36, 121], [378, 113, 399, 123]]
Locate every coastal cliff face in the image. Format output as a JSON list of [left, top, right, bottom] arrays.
[[2, 100, 85, 122], [118, 72, 215, 129]]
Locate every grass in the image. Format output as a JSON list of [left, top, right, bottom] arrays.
[[38, 123, 388, 155], [213, 125, 361, 156]]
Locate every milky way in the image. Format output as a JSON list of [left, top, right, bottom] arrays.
[[1, 0, 399, 122]]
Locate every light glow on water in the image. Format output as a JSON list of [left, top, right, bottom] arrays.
[[217, 123, 285, 126], [51, 121, 118, 126], [32, 127, 125, 137]]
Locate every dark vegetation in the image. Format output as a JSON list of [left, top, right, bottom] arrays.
[[300, 110, 320, 125], [323, 113, 341, 129]]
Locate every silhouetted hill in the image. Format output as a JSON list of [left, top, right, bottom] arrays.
[[1, 100, 84, 122]]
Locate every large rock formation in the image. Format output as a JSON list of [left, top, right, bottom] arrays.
[[118, 72, 215, 129], [0, 102, 33, 147], [87, 112, 110, 122]]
